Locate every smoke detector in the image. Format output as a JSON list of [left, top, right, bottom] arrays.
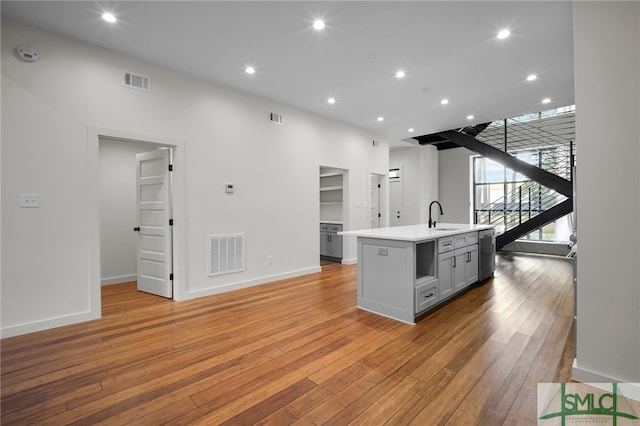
[[16, 45, 39, 62]]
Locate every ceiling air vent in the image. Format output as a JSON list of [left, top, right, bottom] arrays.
[[123, 72, 151, 92], [269, 112, 284, 125]]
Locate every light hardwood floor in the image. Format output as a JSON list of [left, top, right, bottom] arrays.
[[1, 252, 574, 425]]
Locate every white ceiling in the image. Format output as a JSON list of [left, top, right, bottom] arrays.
[[1, 1, 575, 149]]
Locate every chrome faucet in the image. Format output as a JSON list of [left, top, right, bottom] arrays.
[[428, 201, 444, 228]]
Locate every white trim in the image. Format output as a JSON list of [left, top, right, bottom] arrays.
[[356, 305, 415, 326], [183, 266, 321, 300], [341, 258, 358, 265], [572, 359, 640, 392], [0, 310, 98, 339], [101, 275, 137, 286], [88, 126, 187, 310]]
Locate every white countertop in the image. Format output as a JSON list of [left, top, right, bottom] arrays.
[[339, 223, 494, 242]]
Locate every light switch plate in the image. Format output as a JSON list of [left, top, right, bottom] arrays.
[[21, 194, 40, 208]]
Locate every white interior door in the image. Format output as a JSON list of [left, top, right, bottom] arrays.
[[369, 174, 381, 228], [135, 148, 173, 298]]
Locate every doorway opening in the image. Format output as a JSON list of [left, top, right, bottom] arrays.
[[319, 166, 347, 264], [99, 138, 175, 300], [88, 127, 185, 320]]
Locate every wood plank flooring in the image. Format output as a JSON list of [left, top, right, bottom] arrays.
[[1, 252, 574, 425]]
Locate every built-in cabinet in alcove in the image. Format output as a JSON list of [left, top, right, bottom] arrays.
[[319, 167, 344, 223], [320, 166, 346, 261]]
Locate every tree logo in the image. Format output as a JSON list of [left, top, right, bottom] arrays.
[[538, 383, 639, 425]]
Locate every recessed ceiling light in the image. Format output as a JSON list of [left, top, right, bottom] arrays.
[[497, 29, 511, 39], [408, 128, 414, 133], [245, 66, 256, 75], [440, 99, 449, 105], [395, 70, 406, 79], [313, 20, 325, 30], [377, 116, 384, 122], [327, 97, 336, 104], [542, 98, 551, 104], [467, 115, 474, 120], [102, 12, 117, 23], [527, 74, 538, 81]]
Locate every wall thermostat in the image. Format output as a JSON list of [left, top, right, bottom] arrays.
[[16, 45, 40, 62], [225, 183, 234, 194]]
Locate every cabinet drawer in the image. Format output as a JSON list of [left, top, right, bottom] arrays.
[[438, 237, 454, 253], [415, 281, 439, 313], [466, 232, 478, 245], [329, 224, 343, 232], [454, 232, 478, 249], [454, 234, 467, 248]]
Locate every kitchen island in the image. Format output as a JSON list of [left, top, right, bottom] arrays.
[[340, 223, 495, 324]]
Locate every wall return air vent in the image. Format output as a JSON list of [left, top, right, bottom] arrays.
[[269, 112, 284, 124], [123, 72, 151, 92], [207, 234, 245, 276]]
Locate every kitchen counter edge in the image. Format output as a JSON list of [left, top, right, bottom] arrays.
[[339, 223, 495, 242]]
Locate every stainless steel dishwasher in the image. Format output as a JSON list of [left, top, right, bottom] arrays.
[[478, 228, 496, 281]]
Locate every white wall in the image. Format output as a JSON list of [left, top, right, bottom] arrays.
[[389, 145, 438, 225], [573, 2, 640, 383], [99, 139, 159, 285], [438, 147, 474, 224], [1, 18, 390, 337]]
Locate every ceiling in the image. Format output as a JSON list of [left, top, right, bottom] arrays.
[[1, 1, 575, 149]]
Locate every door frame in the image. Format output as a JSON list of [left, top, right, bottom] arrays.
[[368, 172, 385, 228], [88, 127, 186, 319], [389, 166, 403, 226]]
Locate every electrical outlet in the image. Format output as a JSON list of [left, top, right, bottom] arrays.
[[268, 256, 273, 265], [20, 194, 40, 208]]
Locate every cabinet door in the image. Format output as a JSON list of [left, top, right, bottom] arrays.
[[329, 234, 343, 258], [320, 232, 330, 256], [453, 248, 468, 292], [437, 252, 455, 299], [464, 244, 479, 286]]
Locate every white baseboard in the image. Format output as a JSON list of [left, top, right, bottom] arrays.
[[0, 310, 100, 339], [573, 359, 640, 399], [101, 274, 137, 286], [341, 257, 357, 265], [181, 266, 322, 301]]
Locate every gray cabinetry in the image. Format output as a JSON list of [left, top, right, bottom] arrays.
[[415, 241, 438, 315], [463, 244, 479, 288], [415, 279, 438, 313], [437, 232, 479, 297], [454, 244, 478, 291], [358, 238, 414, 323], [351, 226, 491, 325], [320, 223, 343, 260], [437, 251, 458, 299]]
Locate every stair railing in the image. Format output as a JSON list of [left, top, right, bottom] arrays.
[[475, 111, 575, 155]]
